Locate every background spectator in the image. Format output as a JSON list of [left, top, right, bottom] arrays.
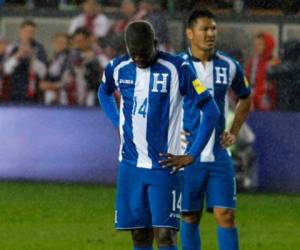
[[66, 28, 101, 106], [0, 36, 11, 102], [3, 20, 47, 103], [39, 33, 70, 105], [267, 39, 300, 112], [245, 32, 277, 111], [134, 0, 173, 52], [68, 0, 111, 43], [111, 0, 137, 36]]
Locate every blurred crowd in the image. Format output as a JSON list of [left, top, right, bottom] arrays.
[[0, 0, 172, 106], [0, 0, 300, 111]]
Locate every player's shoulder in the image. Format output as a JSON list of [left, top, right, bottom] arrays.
[[215, 51, 241, 68], [158, 51, 191, 70], [178, 51, 190, 61], [215, 50, 244, 76], [106, 54, 131, 70]]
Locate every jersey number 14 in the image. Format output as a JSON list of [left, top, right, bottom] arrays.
[[132, 97, 148, 118]]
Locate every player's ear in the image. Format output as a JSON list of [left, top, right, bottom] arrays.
[[186, 28, 193, 40]]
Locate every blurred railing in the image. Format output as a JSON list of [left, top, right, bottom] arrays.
[[1, 8, 300, 57]]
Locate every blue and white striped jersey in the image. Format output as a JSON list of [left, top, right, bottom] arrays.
[[101, 51, 211, 169], [181, 50, 251, 163]]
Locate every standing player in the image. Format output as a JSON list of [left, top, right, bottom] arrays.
[[178, 9, 251, 250], [98, 21, 220, 250]]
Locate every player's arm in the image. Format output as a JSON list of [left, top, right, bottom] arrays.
[[188, 91, 220, 158], [160, 62, 220, 172], [98, 61, 119, 129], [221, 63, 251, 148]]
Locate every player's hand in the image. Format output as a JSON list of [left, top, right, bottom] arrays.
[[159, 153, 194, 174], [181, 130, 191, 146], [220, 131, 237, 148]]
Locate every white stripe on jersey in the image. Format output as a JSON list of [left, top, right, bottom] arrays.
[[200, 129, 216, 162], [216, 52, 236, 156], [224, 90, 231, 156], [112, 59, 131, 161], [113, 59, 132, 86], [192, 61, 216, 162], [118, 97, 125, 161], [158, 59, 183, 155], [132, 67, 152, 168], [216, 52, 237, 85]]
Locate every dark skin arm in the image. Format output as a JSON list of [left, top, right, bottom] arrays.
[[159, 153, 194, 174], [220, 95, 251, 148], [158, 131, 193, 173]]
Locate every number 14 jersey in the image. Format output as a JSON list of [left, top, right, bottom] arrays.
[[100, 51, 211, 169]]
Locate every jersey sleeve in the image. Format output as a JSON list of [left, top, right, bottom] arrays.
[[231, 61, 251, 99], [178, 61, 212, 107], [100, 60, 118, 94]]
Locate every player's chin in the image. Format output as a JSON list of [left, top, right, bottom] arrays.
[[133, 60, 149, 68], [205, 42, 216, 49]]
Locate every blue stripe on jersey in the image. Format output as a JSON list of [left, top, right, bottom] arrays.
[[146, 63, 171, 165], [118, 62, 138, 166]]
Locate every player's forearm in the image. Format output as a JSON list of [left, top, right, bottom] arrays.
[[188, 98, 220, 159], [98, 84, 119, 128], [229, 96, 251, 137]]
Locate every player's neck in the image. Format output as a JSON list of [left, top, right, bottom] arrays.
[[190, 46, 214, 63]]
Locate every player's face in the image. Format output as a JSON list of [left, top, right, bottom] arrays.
[[186, 17, 217, 51], [127, 43, 156, 68]]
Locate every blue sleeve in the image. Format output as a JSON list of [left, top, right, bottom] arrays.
[[98, 84, 119, 128], [231, 61, 251, 99], [187, 98, 220, 159], [178, 61, 212, 106], [178, 59, 220, 159], [101, 60, 118, 94], [98, 61, 119, 128]]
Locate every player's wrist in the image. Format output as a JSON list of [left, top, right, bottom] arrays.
[[229, 129, 238, 138], [186, 152, 195, 162]]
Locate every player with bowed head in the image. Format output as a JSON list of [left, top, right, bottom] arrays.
[[98, 21, 220, 250]]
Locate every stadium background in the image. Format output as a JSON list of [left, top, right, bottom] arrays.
[[0, 0, 299, 249]]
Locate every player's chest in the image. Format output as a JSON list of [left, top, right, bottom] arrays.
[[192, 61, 230, 96], [117, 67, 172, 99]]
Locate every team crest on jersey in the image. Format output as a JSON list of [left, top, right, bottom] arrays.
[[215, 67, 228, 84], [151, 73, 169, 93], [192, 79, 207, 94]]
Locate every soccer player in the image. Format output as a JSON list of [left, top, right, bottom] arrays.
[[178, 9, 251, 250], [98, 21, 220, 250]]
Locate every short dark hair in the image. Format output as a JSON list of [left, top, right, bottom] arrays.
[[125, 21, 155, 48], [187, 9, 215, 28], [20, 20, 36, 29], [72, 28, 91, 38]]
